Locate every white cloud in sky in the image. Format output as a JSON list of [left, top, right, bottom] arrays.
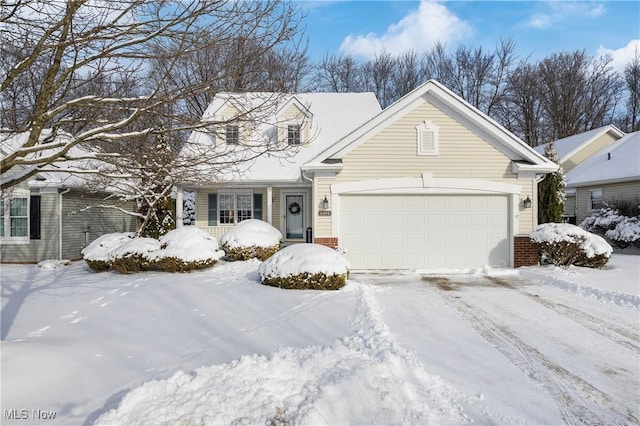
[[525, 2, 606, 29], [597, 39, 640, 73], [339, 1, 472, 59]]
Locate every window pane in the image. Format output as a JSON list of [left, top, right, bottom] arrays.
[[11, 218, 27, 237], [590, 190, 604, 209], [236, 194, 252, 222], [219, 194, 235, 224], [10, 198, 27, 216], [226, 125, 239, 144]]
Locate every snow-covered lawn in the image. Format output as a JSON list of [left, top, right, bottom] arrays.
[[1, 250, 639, 425]]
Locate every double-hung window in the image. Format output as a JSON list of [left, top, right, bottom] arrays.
[[589, 189, 604, 210], [1, 193, 29, 241], [217, 193, 252, 225], [287, 124, 301, 146]]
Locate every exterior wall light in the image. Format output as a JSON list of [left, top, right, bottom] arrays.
[[523, 196, 532, 209], [322, 196, 329, 210]]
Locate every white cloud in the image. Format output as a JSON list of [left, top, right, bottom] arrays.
[[525, 2, 606, 29], [597, 39, 640, 74], [339, 1, 472, 59]]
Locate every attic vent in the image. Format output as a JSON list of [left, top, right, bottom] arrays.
[[416, 120, 439, 156]]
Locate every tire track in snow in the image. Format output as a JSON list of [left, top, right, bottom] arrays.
[[430, 277, 638, 426], [487, 276, 640, 352]]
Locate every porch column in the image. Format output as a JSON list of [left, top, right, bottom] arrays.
[[267, 186, 273, 224], [175, 187, 183, 228]]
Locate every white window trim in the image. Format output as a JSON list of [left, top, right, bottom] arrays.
[[416, 120, 439, 156], [217, 190, 253, 226], [588, 188, 604, 211], [0, 189, 30, 244]]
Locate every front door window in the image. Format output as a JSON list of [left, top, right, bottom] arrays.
[[285, 194, 304, 239]]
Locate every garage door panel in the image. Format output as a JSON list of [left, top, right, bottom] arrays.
[[339, 194, 509, 269]]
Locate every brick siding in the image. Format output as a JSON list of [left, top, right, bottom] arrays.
[[314, 237, 339, 249], [514, 235, 540, 267]]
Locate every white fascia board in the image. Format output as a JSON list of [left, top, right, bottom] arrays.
[[512, 161, 558, 176], [567, 176, 640, 187], [300, 162, 344, 173]]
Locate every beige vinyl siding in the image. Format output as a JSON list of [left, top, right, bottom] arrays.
[[564, 195, 576, 219], [61, 190, 136, 260], [314, 177, 333, 237], [575, 181, 640, 224], [563, 133, 619, 172], [315, 98, 537, 236]]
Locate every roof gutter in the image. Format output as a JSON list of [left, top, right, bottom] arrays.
[[59, 188, 70, 260]]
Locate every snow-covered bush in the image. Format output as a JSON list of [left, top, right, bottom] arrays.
[[82, 232, 136, 272], [258, 243, 350, 290], [530, 223, 612, 269], [147, 227, 225, 272], [182, 191, 195, 226], [580, 207, 626, 233], [605, 217, 640, 248], [220, 219, 282, 261], [82, 228, 224, 273], [110, 238, 162, 274]]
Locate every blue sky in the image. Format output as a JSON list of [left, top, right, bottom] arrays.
[[301, 1, 640, 72]]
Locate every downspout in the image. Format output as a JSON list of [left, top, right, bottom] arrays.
[[59, 188, 70, 260]]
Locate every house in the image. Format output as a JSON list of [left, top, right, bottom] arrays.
[[535, 125, 625, 223], [0, 131, 136, 263], [177, 80, 557, 270], [564, 131, 639, 225]]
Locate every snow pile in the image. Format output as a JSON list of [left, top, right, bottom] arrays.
[[81, 232, 135, 262], [531, 223, 612, 258], [36, 259, 70, 269], [94, 283, 468, 426], [149, 226, 224, 263], [259, 243, 350, 277], [220, 219, 282, 249]]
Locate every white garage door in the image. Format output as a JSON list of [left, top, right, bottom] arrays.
[[339, 194, 510, 270]]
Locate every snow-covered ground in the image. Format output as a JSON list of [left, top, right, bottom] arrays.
[[1, 250, 638, 425]]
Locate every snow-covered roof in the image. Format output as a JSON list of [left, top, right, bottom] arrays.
[[565, 131, 640, 187], [534, 125, 624, 164], [1, 130, 96, 189], [308, 80, 557, 174], [187, 92, 382, 183]]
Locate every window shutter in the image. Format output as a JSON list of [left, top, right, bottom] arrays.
[[253, 193, 263, 220], [30, 195, 41, 239], [208, 193, 217, 226]]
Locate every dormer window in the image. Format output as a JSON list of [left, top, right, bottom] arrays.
[[416, 120, 439, 156], [287, 124, 301, 146], [226, 124, 239, 145]]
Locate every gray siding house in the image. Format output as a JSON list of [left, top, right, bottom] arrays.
[[1, 132, 136, 263]]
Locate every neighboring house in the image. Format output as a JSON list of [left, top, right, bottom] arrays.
[[535, 125, 625, 223], [178, 81, 557, 270], [564, 131, 640, 225], [0, 131, 136, 263]]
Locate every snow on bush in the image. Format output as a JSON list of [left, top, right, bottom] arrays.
[[605, 217, 640, 248], [147, 227, 225, 272], [82, 232, 136, 271], [259, 243, 350, 290], [82, 228, 224, 273], [531, 223, 612, 269], [580, 207, 626, 233], [182, 191, 195, 225], [220, 219, 282, 261]]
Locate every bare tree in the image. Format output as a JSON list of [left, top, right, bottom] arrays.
[[391, 50, 427, 102], [623, 49, 640, 132], [361, 50, 396, 108], [314, 52, 363, 92], [1, 0, 306, 191], [537, 50, 622, 139]]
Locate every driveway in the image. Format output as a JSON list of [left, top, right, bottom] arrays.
[[351, 272, 640, 425]]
